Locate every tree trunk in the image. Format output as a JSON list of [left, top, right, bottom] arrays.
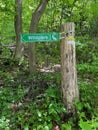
[[61, 22, 79, 114], [28, 0, 50, 73], [14, 0, 23, 58]]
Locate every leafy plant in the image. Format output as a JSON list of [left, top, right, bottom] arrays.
[[79, 116, 98, 130], [0, 116, 10, 130]]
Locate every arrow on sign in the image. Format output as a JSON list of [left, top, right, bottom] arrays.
[[52, 34, 58, 41]]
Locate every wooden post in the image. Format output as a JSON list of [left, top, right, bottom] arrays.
[[61, 22, 79, 114]]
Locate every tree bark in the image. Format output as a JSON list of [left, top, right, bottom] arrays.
[[29, 0, 50, 73], [61, 22, 79, 114], [14, 0, 23, 58]]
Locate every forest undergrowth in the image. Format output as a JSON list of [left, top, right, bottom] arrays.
[[0, 38, 98, 130]]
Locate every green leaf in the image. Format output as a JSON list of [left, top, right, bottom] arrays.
[[79, 120, 92, 130], [5, 127, 10, 130], [44, 126, 50, 130], [24, 125, 29, 130], [37, 110, 42, 117], [61, 123, 71, 130]]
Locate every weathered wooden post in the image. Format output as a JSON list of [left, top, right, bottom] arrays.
[[61, 22, 79, 114]]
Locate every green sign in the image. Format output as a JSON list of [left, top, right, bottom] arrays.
[[21, 33, 60, 43]]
